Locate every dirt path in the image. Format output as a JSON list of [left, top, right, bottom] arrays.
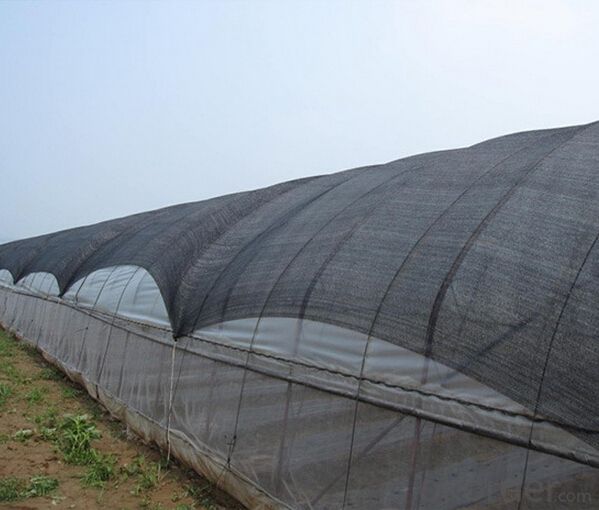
[[0, 328, 243, 510]]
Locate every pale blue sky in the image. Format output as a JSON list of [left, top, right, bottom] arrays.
[[1, 0, 598, 241]]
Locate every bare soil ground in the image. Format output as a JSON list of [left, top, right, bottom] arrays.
[[0, 327, 244, 510]]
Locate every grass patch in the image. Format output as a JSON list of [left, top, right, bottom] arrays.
[[136, 460, 162, 492], [0, 475, 59, 502], [34, 407, 60, 441], [62, 386, 83, 399], [0, 335, 33, 385], [34, 406, 59, 428], [0, 382, 12, 408], [39, 366, 63, 381], [25, 386, 47, 405], [26, 475, 59, 497], [187, 481, 220, 510], [1, 362, 24, 384], [40, 425, 58, 441], [0, 477, 24, 502], [17, 341, 39, 359], [82, 451, 117, 488], [0, 333, 16, 357], [122, 455, 165, 495]]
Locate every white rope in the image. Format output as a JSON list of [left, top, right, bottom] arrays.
[[166, 339, 177, 464]]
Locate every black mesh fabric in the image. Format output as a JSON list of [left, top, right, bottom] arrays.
[[1, 122, 599, 448]]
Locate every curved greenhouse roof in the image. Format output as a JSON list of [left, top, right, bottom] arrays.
[[1, 121, 598, 509]]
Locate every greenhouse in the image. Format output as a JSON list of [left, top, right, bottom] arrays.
[[1, 122, 598, 509]]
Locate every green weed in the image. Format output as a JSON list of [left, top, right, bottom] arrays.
[[62, 386, 83, 399], [0, 477, 24, 502], [14, 428, 34, 442], [34, 406, 59, 428], [0, 334, 16, 357], [82, 451, 117, 488], [0, 383, 12, 408], [18, 341, 39, 359], [39, 366, 63, 381], [40, 426, 58, 441], [137, 463, 161, 491], [125, 455, 164, 494], [0, 475, 58, 502], [187, 482, 219, 510], [58, 414, 101, 464], [25, 475, 59, 497], [25, 386, 47, 405], [1, 362, 23, 384]]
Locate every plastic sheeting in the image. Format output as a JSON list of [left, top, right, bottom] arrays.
[[195, 317, 599, 466], [63, 265, 170, 326], [16, 271, 60, 296], [0, 269, 13, 286], [1, 286, 598, 509]]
